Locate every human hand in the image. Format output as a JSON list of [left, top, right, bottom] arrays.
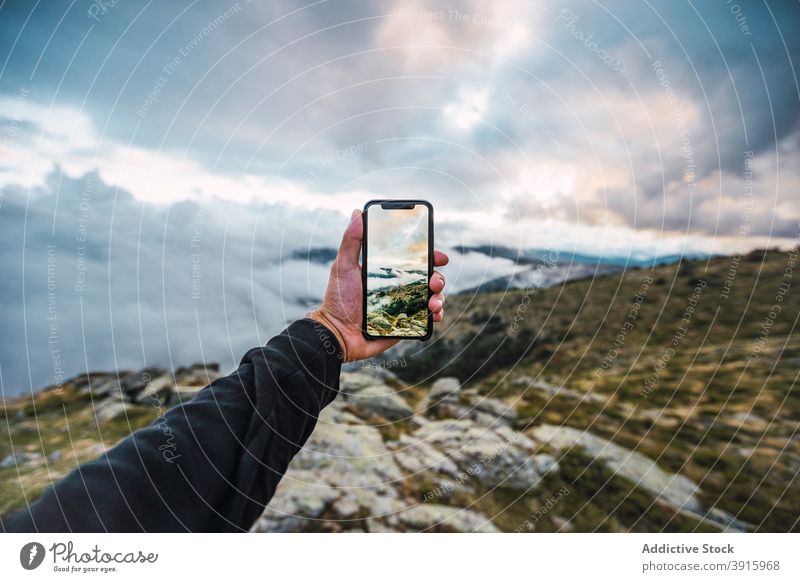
[[309, 209, 449, 362]]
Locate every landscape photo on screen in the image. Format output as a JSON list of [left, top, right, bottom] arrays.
[[366, 205, 429, 337]]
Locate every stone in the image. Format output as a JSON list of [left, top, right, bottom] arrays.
[[396, 504, 499, 532], [514, 376, 606, 403], [133, 374, 174, 405], [84, 376, 123, 398], [430, 377, 460, 401], [94, 398, 133, 423], [462, 395, 518, 426], [348, 385, 413, 421], [339, 371, 379, 396], [0, 451, 43, 469], [390, 434, 460, 478], [532, 453, 559, 476], [532, 424, 703, 513], [174, 363, 221, 386], [251, 419, 406, 532], [253, 471, 340, 532], [411, 419, 544, 490]]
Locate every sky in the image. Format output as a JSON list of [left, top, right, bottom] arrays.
[[0, 0, 798, 395], [367, 204, 428, 274]]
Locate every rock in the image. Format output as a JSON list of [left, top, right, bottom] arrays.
[[94, 398, 133, 423], [253, 472, 340, 532], [532, 425, 702, 513], [121, 369, 167, 398], [339, 371, 379, 396], [367, 313, 392, 333], [705, 507, 752, 532], [396, 504, 499, 532], [338, 370, 413, 421], [462, 395, 517, 427], [411, 419, 544, 490], [430, 377, 460, 401], [175, 363, 221, 386], [533, 453, 559, 476], [514, 376, 606, 403], [251, 416, 406, 532], [0, 451, 43, 469], [132, 374, 174, 405], [82, 376, 124, 398], [47, 451, 63, 463], [390, 434, 460, 478], [348, 385, 413, 421]]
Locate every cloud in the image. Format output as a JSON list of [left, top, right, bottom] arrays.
[[0, 171, 349, 397], [1, 0, 799, 394]]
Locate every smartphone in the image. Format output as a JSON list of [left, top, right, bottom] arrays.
[[362, 200, 434, 340]]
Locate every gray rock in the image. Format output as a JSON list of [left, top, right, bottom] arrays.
[[0, 451, 43, 469], [174, 363, 221, 387], [430, 377, 461, 401], [253, 471, 340, 532], [397, 504, 499, 532], [133, 374, 174, 405], [251, 415, 406, 532], [412, 419, 544, 490], [339, 371, 378, 396], [94, 398, 133, 423], [83, 376, 123, 398], [705, 507, 752, 532], [532, 425, 702, 513], [463, 395, 518, 427], [390, 434, 460, 478], [348, 385, 413, 421], [532, 453, 560, 476], [514, 376, 606, 403]]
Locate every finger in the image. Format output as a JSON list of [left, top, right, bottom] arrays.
[[433, 308, 444, 322], [429, 271, 445, 293], [429, 293, 444, 313], [434, 250, 449, 267], [336, 209, 363, 269]]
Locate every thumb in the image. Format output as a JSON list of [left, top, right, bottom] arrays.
[[337, 209, 363, 268]]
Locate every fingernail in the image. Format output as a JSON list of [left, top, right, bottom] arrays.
[[350, 209, 360, 220], [432, 299, 443, 310]]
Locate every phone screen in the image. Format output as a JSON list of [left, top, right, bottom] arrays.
[[364, 201, 431, 338]]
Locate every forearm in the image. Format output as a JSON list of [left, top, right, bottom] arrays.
[[2, 319, 342, 532]]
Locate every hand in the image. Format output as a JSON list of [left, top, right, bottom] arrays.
[[309, 209, 449, 362]]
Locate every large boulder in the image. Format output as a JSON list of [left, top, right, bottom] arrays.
[[338, 371, 413, 421], [251, 404, 407, 531], [348, 385, 413, 421], [411, 419, 546, 490], [430, 377, 461, 401]]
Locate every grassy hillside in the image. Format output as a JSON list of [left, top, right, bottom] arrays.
[[393, 247, 799, 530]]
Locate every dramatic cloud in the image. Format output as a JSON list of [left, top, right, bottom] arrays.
[[1, 0, 798, 393]]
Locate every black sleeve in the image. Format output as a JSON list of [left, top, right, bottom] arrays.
[[2, 319, 342, 532]]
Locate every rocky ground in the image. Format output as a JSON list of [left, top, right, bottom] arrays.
[[367, 282, 428, 337], [0, 363, 759, 532], [249, 368, 755, 532]]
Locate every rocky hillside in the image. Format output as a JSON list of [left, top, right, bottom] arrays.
[[1, 248, 798, 531], [367, 281, 429, 337]]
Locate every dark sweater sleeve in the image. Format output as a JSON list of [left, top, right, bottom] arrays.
[[2, 319, 342, 532]]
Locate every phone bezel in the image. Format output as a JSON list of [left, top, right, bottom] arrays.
[[361, 199, 434, 341]]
